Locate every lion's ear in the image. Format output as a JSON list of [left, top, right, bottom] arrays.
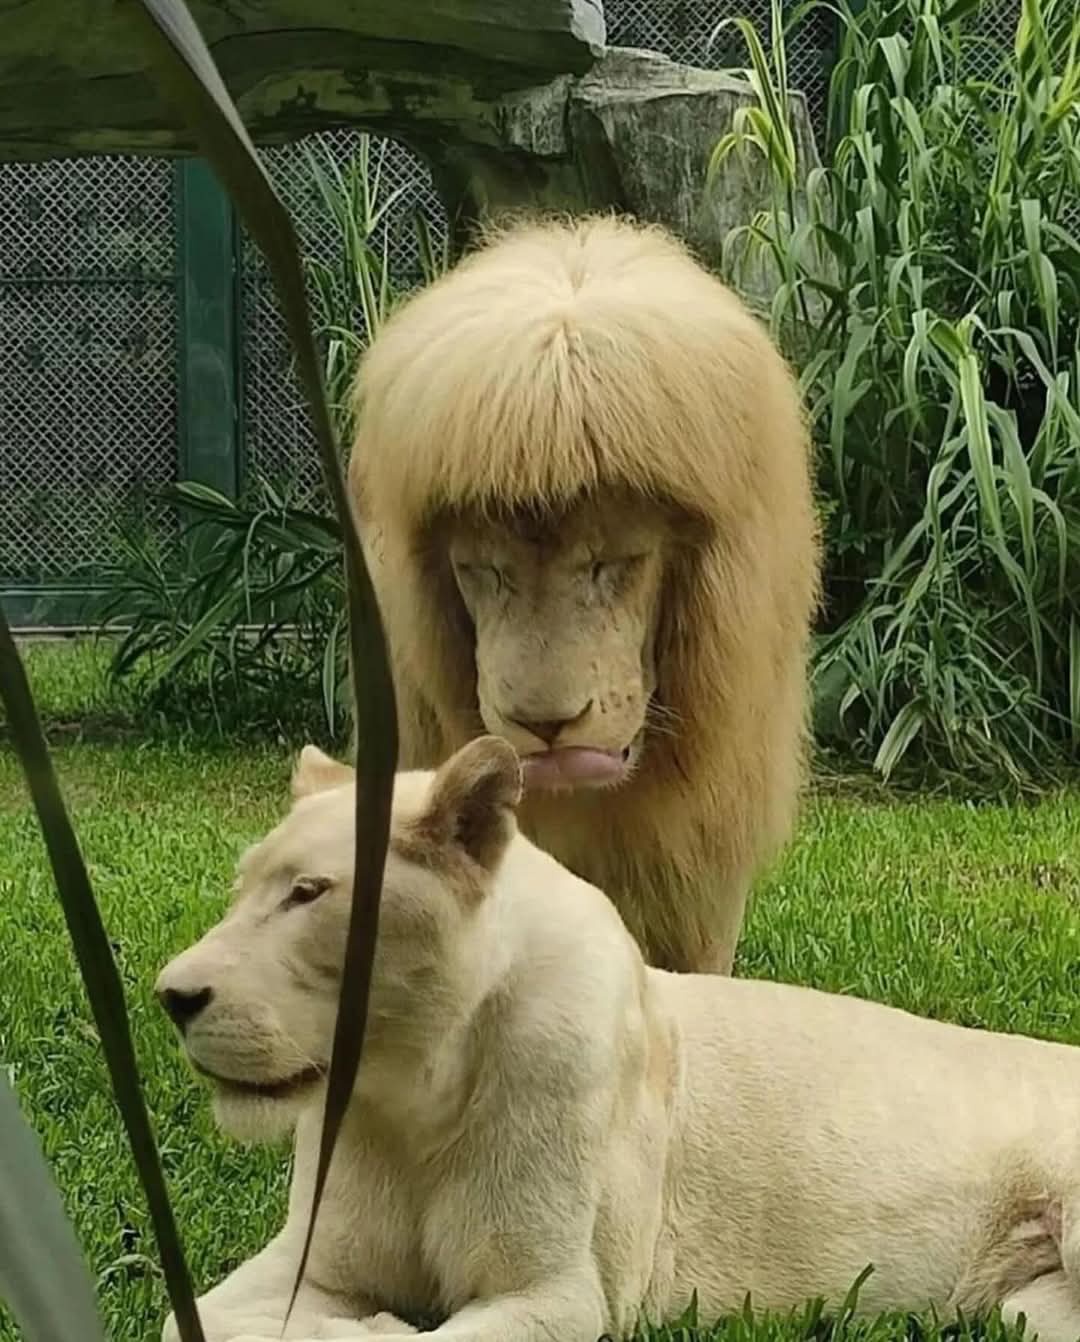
[[420, 737, 522, 873], [291, 745, 355, 799]]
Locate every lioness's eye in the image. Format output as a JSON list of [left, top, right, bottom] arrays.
[[283, 876, 332, 909]]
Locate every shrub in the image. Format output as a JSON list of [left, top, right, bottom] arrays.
[[716, 0, 1080, 783], [96, 478, 346, 740]]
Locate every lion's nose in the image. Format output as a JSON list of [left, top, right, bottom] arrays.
[[508, 699, 593, 746], [156, 985, 213, 1030]]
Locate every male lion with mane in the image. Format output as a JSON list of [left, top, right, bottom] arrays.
[[348, 214, 820, 973], [158, 737, 1080, 1342]]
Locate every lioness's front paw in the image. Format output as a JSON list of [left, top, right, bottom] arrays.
[[322, 1315, 418, 1337], [225, 1319, 420, 1342], [164, 1311, 297, 1342]]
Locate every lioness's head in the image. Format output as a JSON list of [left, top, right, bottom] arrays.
[[445, 492, 674, 792], [154, 737, 522, 1143]]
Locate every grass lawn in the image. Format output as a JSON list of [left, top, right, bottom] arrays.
[[4, 643, 1080, 1341]]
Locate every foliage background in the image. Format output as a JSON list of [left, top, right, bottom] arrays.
[[97, 0, 1080, 789], [716, 0, 1080, 783]]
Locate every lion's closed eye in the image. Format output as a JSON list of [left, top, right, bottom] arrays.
[[590, 554, 646, 583], [453, 560, 506, 594]]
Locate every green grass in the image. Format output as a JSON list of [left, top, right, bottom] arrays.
[[4, 644, 1080, 1341], [6, 637, 137, 730], [2, 634, 338, 748]]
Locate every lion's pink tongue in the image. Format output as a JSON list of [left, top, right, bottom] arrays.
[[521, 747, 626, 790]]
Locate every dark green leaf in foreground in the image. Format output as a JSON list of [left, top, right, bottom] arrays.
[[121, 0, 399, 1321], [0, 1073, 106, 1342], [0, 607, 205, 1342]]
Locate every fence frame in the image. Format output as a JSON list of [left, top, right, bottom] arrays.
[[175, 159, 240, 501]]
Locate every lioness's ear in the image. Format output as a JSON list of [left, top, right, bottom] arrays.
[[291, 745, 355, 799], [421, 736, 523, 873]]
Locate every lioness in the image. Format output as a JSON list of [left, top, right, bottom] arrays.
[[158, 739, 1080, 1342]]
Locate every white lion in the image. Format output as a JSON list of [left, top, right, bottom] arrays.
[[158, 739, 1080, 1342]]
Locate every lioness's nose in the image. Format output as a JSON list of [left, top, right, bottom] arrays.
[[157, 985, 213, 1030], [508, 699, 593, 746]]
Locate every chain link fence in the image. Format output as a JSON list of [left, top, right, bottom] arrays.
[[0, 0, 1026, 621], [0, 157, 177, 601]]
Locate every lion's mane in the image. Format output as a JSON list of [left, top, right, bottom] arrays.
[[347, 215, 820, 971]]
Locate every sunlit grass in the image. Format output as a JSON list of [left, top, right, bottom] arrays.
[[4, 646, 1080, 1340]]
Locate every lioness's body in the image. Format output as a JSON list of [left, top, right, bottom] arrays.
[[655, 973, 1078, 1321], [158, 743, 1080, 1342], [348, 215, 820, 974]]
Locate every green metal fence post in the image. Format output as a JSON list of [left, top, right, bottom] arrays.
[[174, 159, 239, 498]]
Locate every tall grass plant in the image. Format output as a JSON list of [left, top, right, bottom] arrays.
[[715, 0, 1080, 783]]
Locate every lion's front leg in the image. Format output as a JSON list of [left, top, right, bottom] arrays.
[[161, 1232, 368, 1342], [318, 1315, 418, 1336], [627, 862, 750, 976]]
